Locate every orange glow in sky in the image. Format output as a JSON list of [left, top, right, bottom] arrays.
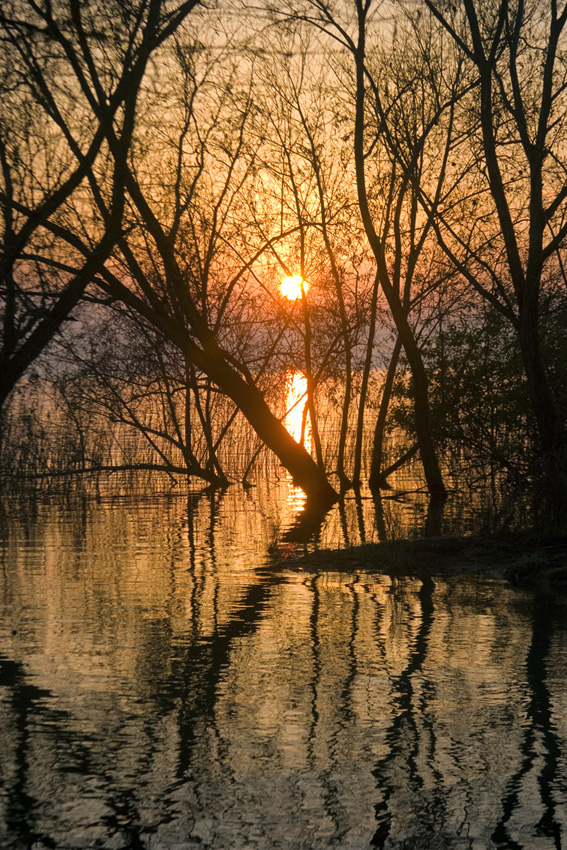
[[280, 275, 309, 301]]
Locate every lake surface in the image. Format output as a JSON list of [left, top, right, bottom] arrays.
[[1, 483, 566, 849]]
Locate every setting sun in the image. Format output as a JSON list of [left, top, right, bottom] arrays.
[[280, 275, 309, 301]]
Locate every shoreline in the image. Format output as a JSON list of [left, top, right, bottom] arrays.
[[280, 531, 567, 586]]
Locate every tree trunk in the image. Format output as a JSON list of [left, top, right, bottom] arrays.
[[352, 13, 445, 498], [399, 323, 446, 496], [518, 300, 567, 526], [519, 301, 565, 457], [97, 264, 338, 507], [369, 336, 402, 490], [191, 343, 338, 508], [353, 272, 380, 485]]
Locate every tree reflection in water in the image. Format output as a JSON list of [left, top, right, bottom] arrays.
[[370, 575, 437, 848], [491, 594, 563, 849], [0, 489, 566, 849]]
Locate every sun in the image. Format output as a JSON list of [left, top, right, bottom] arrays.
[[280, 274, 309, 301]]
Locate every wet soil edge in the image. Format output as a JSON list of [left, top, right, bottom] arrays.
[[280, 532, 567, 586]]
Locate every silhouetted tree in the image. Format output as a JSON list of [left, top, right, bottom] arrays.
[[422, 0, 567, 501], [0, 0, 200, 421], [1, 3, 338, 505], [269, 0, 462, 497]]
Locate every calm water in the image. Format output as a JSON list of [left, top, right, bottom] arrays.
[[0, 483, 566, 849]]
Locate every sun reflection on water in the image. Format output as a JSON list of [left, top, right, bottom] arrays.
[[281, 371, 312, 524], [283, 371, 312, 449]]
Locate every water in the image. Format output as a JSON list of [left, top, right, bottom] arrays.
[[0, 485, 566, 849]]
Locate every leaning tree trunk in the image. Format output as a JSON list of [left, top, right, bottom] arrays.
[[105, 175, 339, 508], [99, 267, 339, 507], [190, 341, 338, 508]]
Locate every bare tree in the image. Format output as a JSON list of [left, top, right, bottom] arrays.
[[49, 27, 339, 504], [54, 312, 235, 487], [268, 0, 471, 496], [358, 7, 473, 489], [250, 31, 372, 489], [1, 4, 338, 506], [0, 0, 200, 424], [421, 0, 567, 493]]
